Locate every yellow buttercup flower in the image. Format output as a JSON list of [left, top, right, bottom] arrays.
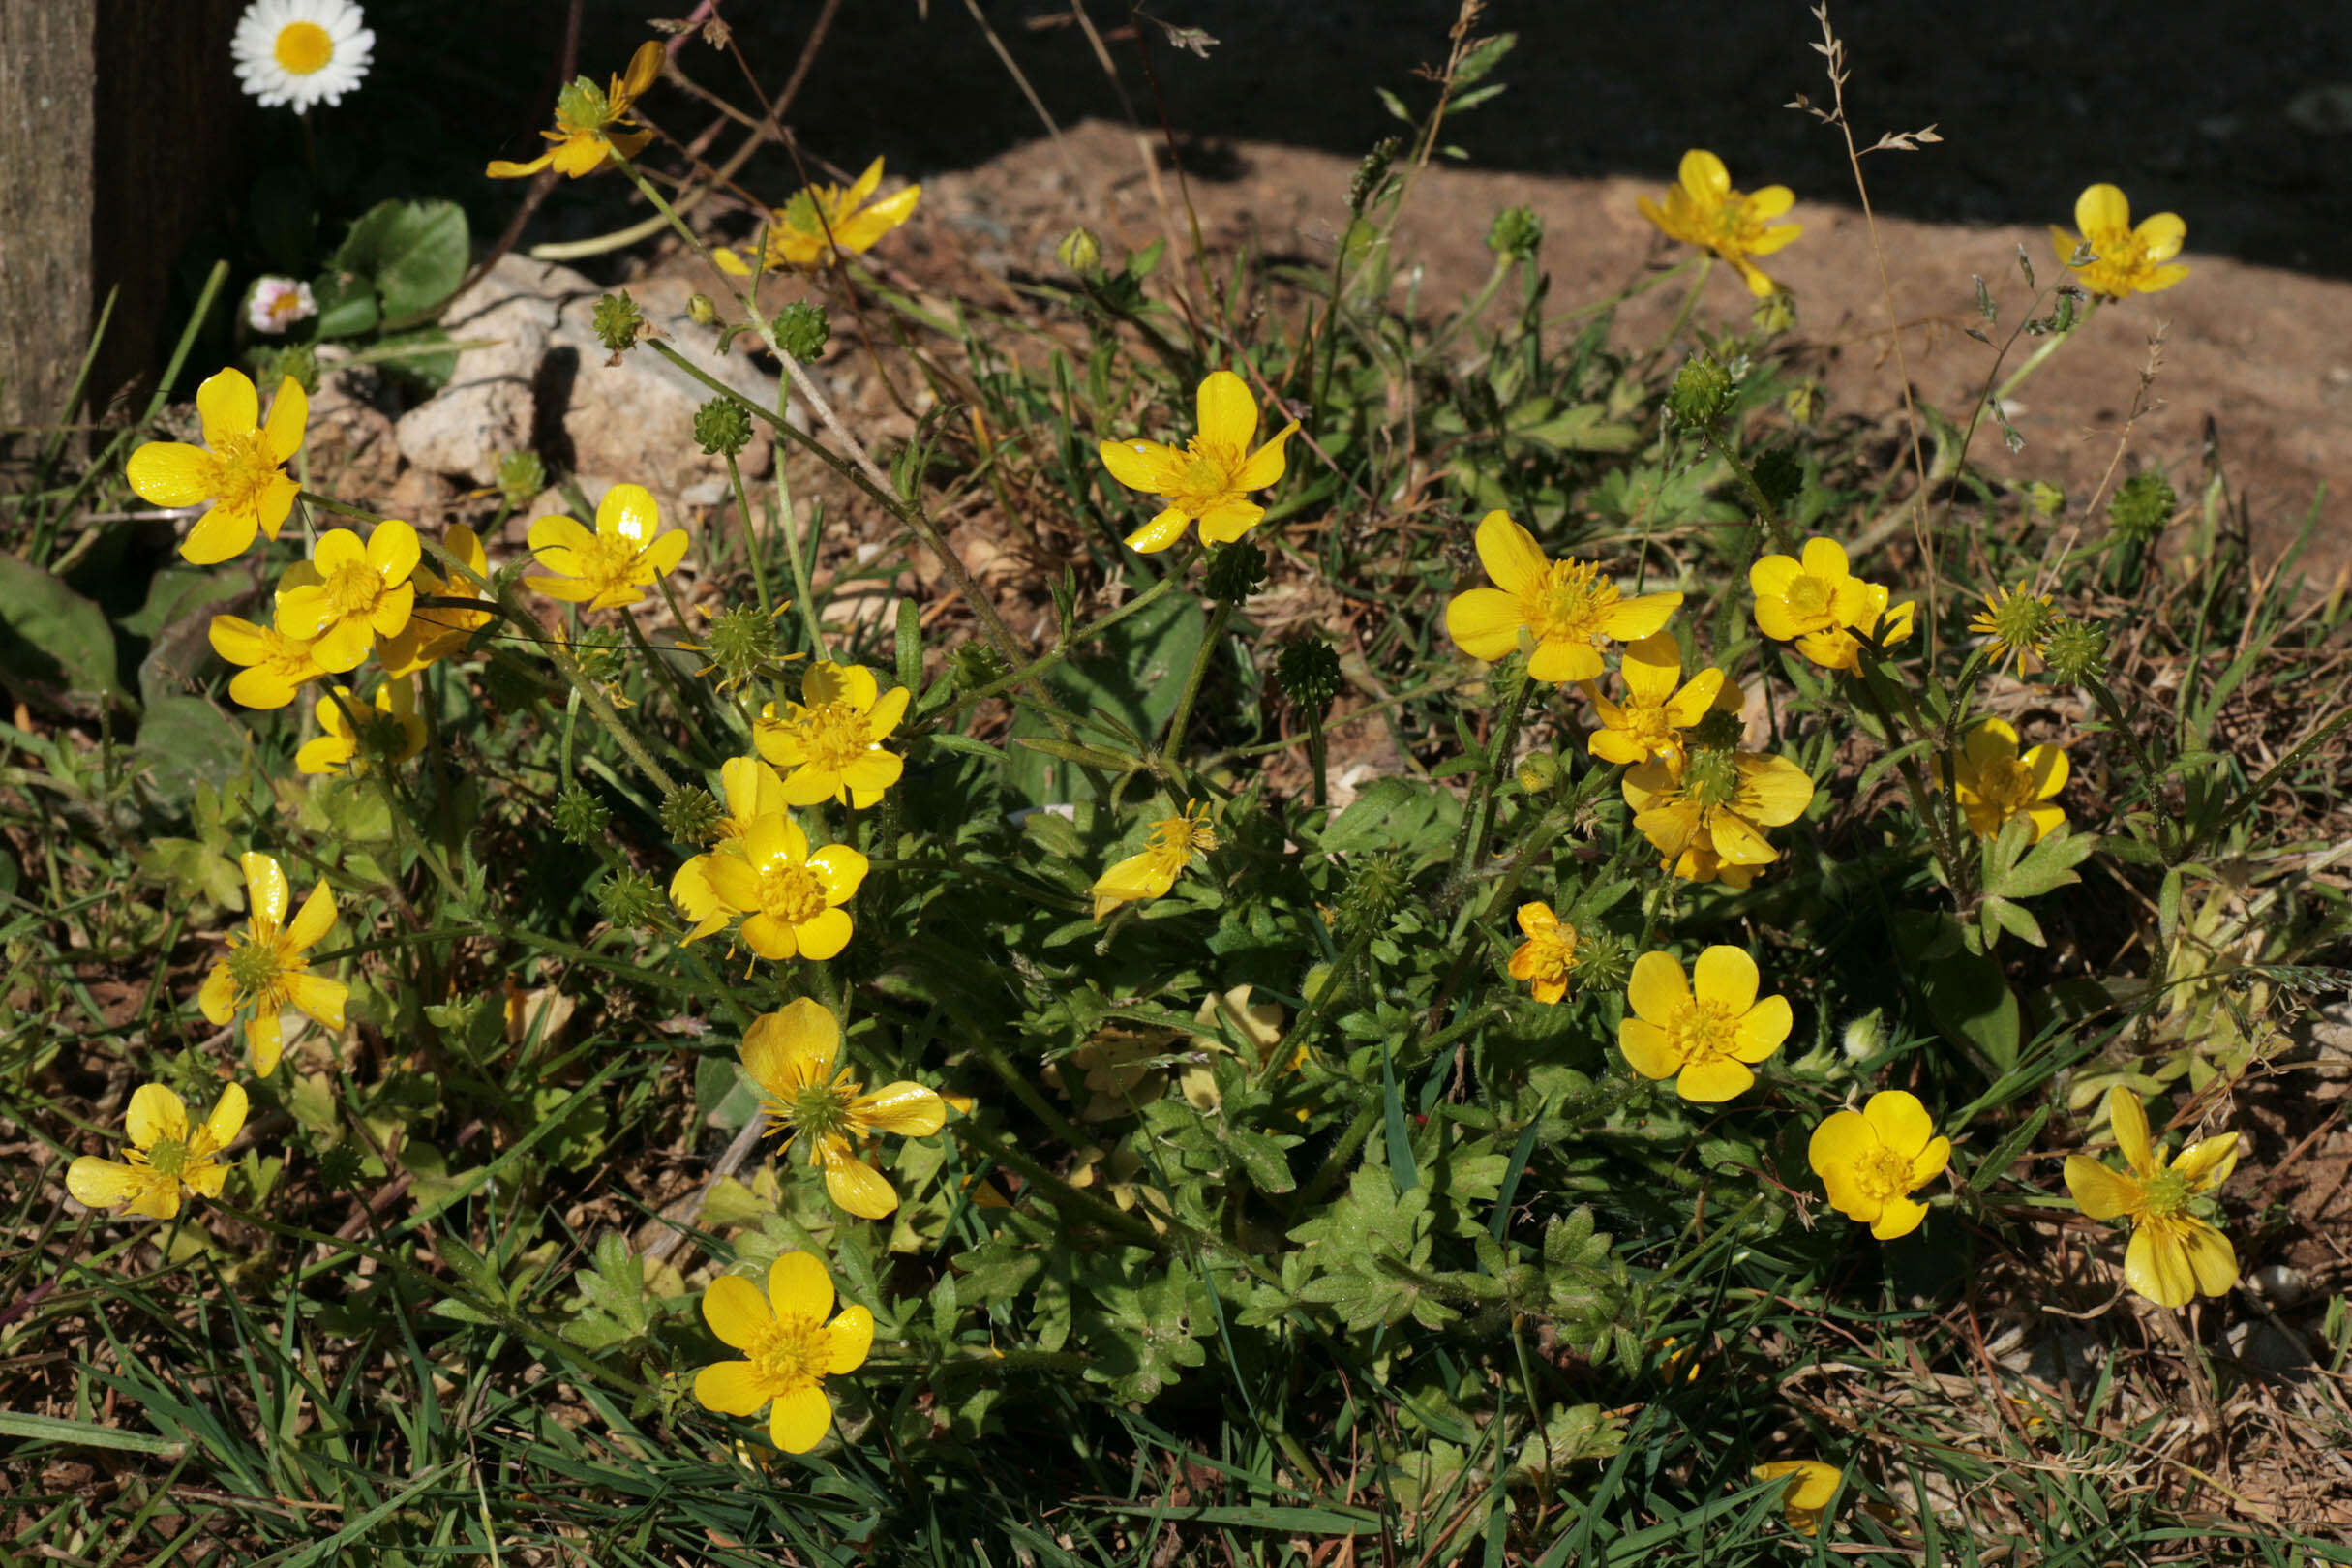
[[1099, 371, 1299, 554], [196, 852, 347, 1076], [526, 483, 689, 611], [693, 811, 867, 962], [1583, 632, 1734, 768], [274, 521, 420, 673], [671, 756, 791, 939], [1637, 149, 1801, 297], [1753, 1461, 1841, 1536], [208, 613, 324, 709], [1968, 583, 2055, 672], [1446, 511, 1683, 683], [294, 678, 425, 776], [379, 526, 493, 676], [487, 42, 661, 179], [1507, 901, 1579, 1005], [1749, 537, 1913, 673], [693, 1251, 873, 1453], [1621, 740, 1814, 886], [2051, 183, 2188, 301], [2064, 1087, 2239, 1309], [739, 998, 946, 1219], [717, 157, 922, 272], [66, 1081, 249, 1221], [1617, 945, 1791, 1102], [753, 662, 910, 809], [1808, 1091, 1950, 1241], [126, 369, 307, 565], [1091, 801, 1216, 920], [1945, 718, 2067, 841]]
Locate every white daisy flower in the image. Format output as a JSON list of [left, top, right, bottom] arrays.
[[231, 0, 374, 110], [248, 277, 317, 334]]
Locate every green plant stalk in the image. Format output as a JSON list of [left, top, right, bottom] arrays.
[[770, 450, 829, 661], [1992, 297, 2098, 408], [1844, 653, 1972, 903], [720, 450, 775, 618], [957, 1123, 1170, 1253], [1449, 660, 1537, 883], [1645, 255, 1713, 361], [1160, 599, 1233, 771], [1700, 430, 1796, 557], [939, 571, 1186, 720]]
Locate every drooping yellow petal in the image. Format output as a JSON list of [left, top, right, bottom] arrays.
[[853, 1081, 947, 1137], [2062, 1154, 2139, 1221], [818, 1143, 899, 1218], [2105, 1088, 2156, 1177]]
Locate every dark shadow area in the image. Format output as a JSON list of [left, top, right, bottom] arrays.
[[602, 0, 2352, 280]]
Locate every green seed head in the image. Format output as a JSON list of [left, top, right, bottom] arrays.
[[144, 1137, 191, 1177], [773, 301, 829, 362], [2041, 618, 2109, 685], [591, 291, 646, 354], [593, 868, 667, 930], [1487, 205, 1542, 261], [1684, 709, 1744, 755], [2107, 470, 2177, 545], [660, 786, 725, 847], [693, 397, 753, 458], [498, 450, 547, 508], [1272, 636, 1343, 715], [1665, 353, 1733, 429], [555, 75, 612, 132], [2142, 1164, 2192, 1217], [554, 783, 610, 847], [1202, 541, 1269, 606], [225, 938, 283, 1001]]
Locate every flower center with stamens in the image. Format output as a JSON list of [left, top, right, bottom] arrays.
[[1524, 558, 1621, 647], [1781, 575, 1834, 625], [1668, 1000, 1739, 1067], [757, 861, 829, 925], [1681, 747, 1742, 811], [1973, 758, 2039, 817], [211, 431, 282, 513], [226, 935, 287, 1005], [747, 1312, 833, 1394], [577, 534, 640, 592], [274, 21, 333, 74], [324, 561, 386, 618], [144, 1137, 192, 1178], [1859, 1145, 1915, 1201], [2141, 1165, 2192, 1217], [781, 1076, 859, 1145], [1173, 441, 1243, 511], [792, 703, 875, 775], [1522, 931, 1576, 989]]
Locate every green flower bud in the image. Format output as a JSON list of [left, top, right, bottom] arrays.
[[2041, 618, 2109, 685], [593, 868, 667, 930], [659, 785, 725, 846], [1056, 226, 1103, 274], [2107, 470, 2176, 545], [1202, 540, 1269, 605], [1664, 352, 1733, 429], [591, 291, 646, 353], [554, 782, 610, 846], [686, 292, 719, 327], [1337, 850, 1409, 939], [1486, 205, 1542, 261], [1272, 635, 1344, 715], [498, 450, 547, 508], [1751, 290, 1796, 335], [693, 396, 753, 458], [773, 300, 829, 361]]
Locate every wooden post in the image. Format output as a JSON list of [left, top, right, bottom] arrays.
[[0, 0, 247, 434]]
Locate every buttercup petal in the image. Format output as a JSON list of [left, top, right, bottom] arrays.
[[1676, 148, 1730, 200], [1194, 370, 1259, 452], [284, 973, 347, 1033], [2075, 183, 2130, 237], [767, 1251, 835, 1321], [1599, 590, 1683, 642], [126, 442, 217, 507], [2123, 1224, 2193, 1308], [2106, 1088, 2156, 1177], [1125, 507, 1192, 553], [824, 1304, 874, 1373], [201, 1082, 251, 1148], [126, 1084, 189, 1148], [1909, 1135, 1952, 1188], [2062, 1155, 2138, 1221], [1732, 994, 1793, 1061], [286, 879, 337, 950], [769, 1384, 834, 1453], [2134, 211, 2186, 262], [1690, 945, 1760, 1013], [1472, 511, 1549, 596], [1230, 422, 1297, 491], [741, 999, 839, 1095], [245, 1012, 286, 1077], [1626, 950, 1689, 1024], [1100, 438, 1188, 495], [1861, 1090, 1934, 1159], [1618, 633, 1682, 702], [262, 377, 308, 462], [820, 1143, 898, 1218], [2179, 1220, 2238, 1297], [197, 964, 236, 1026], [195, 368, 259, 447], [1675, 1057, 1756, 1103], [792, 906, 855, 962], [2173, 1131, 2240, 1188], [67, 1157, 138, 1210], [242, 851, 290, 925], [702, 1273, 774, 1350], [1526, 638, 1603, 683], [1616, 1018, 1679, 1080], [1196, 500, 1266, 546], [854, 1081, 947, 1137], [1869, 1193, 1928, 1240], [693, 1359, 771, 1416], [1445, 588, 1527, 663]]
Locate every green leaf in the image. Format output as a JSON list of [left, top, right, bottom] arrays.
[[1511, 403, 1640, 454], [1989, 825, 2097, 900], [1967, 1101, 2051, 1192], [312, 267, 379, 338], [333, 199, 468, 326], [1901, 912, 2021, 1070], [1221, 1124, 1297, 1195], [1375, 86, 1413, 123], [133, 693, 247, 807], [0, 554, 125, 712], [1452, 31, 1517, 88]]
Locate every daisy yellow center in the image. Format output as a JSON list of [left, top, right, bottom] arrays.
[[757, 861, 829, 925], [2140, 1165, 2192, 1217], [1525, 558, 1622, 647], [1782, 575, 1835, 623], [1172, 440, 1245, 511], [324, 560, 387, 618], [211, 431, 283, 513], [1968, 757, 2040, 819], [746, 1312, 833, 1396], [1667, 999, 1740, 1067], [274, 21, 334, 75], [794, 703, 875, 775], [1856, 1143, 1915, 1202]]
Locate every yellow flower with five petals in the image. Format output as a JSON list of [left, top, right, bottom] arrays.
[[2064, 1086, 2238, 1308], [1583, 631, 1734, 768], [716, 158, 922, 272], [1621, 734, 1814, 887], [1446, 511, 1682, 683], [671, 756, 791, 939], [66, 1081, 249, 1221], [1945, 718, 2067, 842], [275, 521, 420, 672], [692, 812, 867, 962], [487, 42, 661, 180], [1099, 371, 1298, 554], [526, 484, 688, 611], [1637, 150, 1801, 297], [126, 369, 307, 565], [693, 1251, 873, 1453], [2051, 183, 2188, 301], [1618, 945, 1791, 1102], [196, 852, 347, 1076], [753, 662, 910, 809], [1507, 901, 1579, 1005], [1808, 1091, 1949, 1240], [739, 997, 946, 1219]]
